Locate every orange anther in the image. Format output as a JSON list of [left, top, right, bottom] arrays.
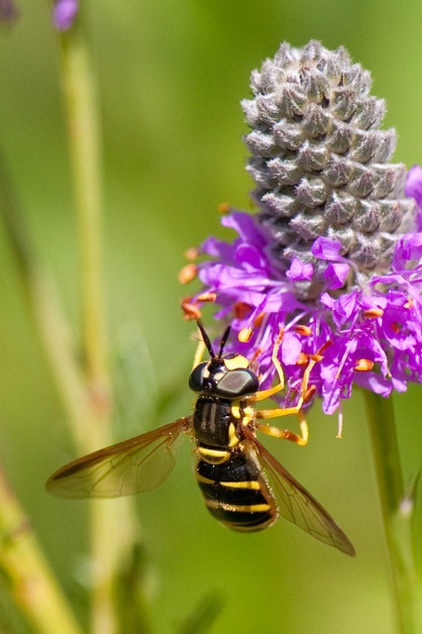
[[354, 359, 374, 372], [238, 327, 253, 343], [184, 246, 200, 261], [178, 263, 198, 284], [294, 325, 313, 336], [309, 353, 324, 363], [253, 312, 265, 328], [363, 308, 384, 319], [233, 301, 253, 320], [218, 202, 231, 214], [196, 292, 217, 303], [404, 298, 414, 309], [303, 384, 316, 402], [297, 352, 309, 366], [181, 297, 202, 321]]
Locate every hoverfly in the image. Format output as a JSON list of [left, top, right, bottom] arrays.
[[47, 321, 355, 556]]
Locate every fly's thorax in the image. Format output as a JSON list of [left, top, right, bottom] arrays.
[[189, 347, 260, 465], [193, 394, 257, 465], [193, 395, 237, 449]]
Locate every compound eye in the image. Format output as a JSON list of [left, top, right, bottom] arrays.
[[216, 368, 259, 398], [188, 362, 208, 392]]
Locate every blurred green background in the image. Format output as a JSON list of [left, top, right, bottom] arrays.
[[1, 1, 422, 632]]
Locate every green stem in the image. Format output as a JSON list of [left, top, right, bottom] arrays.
[[58, 12, 109, 404], [57, 11, 135, 634], [363, 390, 421, 633], [0, 151, 92, 450], [0, 8, 137, 633], [0, 135, 137, 633], [0, 468, 83, 634]]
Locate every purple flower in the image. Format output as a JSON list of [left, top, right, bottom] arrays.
[[0, 0, 18, 24], [53, 0, 78, 31], [182, 42, 422, 421]]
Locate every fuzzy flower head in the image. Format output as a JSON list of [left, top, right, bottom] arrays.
[[181, 41, 422, 420]]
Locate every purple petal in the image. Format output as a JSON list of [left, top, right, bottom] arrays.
[[393, 233, 422, 270], [324, 262, 350, 289], [286, 258, 313, 281], [222, 212, 267, 250], [53, 0, 78, 31], [405, 164, 422, 207], [281, 332, 302, 365], [311, 236, 343, 261]]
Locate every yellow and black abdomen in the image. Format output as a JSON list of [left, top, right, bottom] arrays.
[[195, 450, 276, 532]]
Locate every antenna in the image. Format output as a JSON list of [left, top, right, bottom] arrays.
[[196, 320, 232, 359], [196, 320, 215, 358], [218, 325, 231, 357]]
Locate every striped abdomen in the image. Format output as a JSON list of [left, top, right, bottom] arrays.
[[195, 450, 276, 532]]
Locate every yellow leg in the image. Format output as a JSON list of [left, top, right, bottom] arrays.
[[256, 410, 308, 446], [254, 328, 286, 401], [254, 329, 321, 402], [255, 353, 319, 408], [253, 333, 329, 446]]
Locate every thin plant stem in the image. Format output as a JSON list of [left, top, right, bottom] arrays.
[[0, 467, 83, 634], [0, 7, 141, 633], [57, 10, 136, 634], [0, 151, 92, 450], [363, 390, 421, 634], [0, 121, 135, 634], [58, 14, 109, 406]]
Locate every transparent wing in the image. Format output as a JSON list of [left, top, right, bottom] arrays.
[[245, 430, 355, 556], [46, 418, 190, 499]]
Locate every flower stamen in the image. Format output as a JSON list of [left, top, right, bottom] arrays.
[[196, 292, 217, 303], [253, 312, 266, 329], [178, 263, 198, 285], [354, 359, 375, 372], [238, 327, 253, 343], [218, 202, 231, 215], [336, 407, 344, 439], [297, 352, 309, 366], [303, 384, 317, 403], [233, 301, 253, 320], [363, 308, 384, 319], [184, 246, 200, 261], [181, 296, 202, 320], [294, 325, 313, 337]]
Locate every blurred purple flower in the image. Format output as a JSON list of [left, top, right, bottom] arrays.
[[0, 0, 18, 24], [53, 0, 78, 31], [182, 42, 422, 421]]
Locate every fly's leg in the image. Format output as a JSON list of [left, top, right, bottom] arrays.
[[256, 410, 309, 446], [253, 328, 287, 401], [253, 331, 329, 447]]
